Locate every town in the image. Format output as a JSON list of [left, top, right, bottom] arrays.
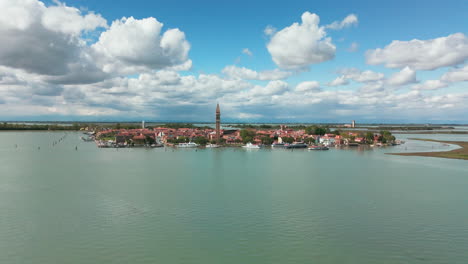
[[90, 104, 399, 149]]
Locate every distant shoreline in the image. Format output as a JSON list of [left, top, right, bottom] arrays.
[[388, 139, 468, 160]]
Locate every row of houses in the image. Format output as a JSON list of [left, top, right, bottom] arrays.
[[96, 127, 388, 146]]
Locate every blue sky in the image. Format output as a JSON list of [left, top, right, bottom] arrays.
[[0, 0, 467, 123]]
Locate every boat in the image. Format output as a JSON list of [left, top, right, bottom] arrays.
[[271, 143, 286, 148], [177, 142, 199, 148], [308, 145, 329, 150], [80, 136, 94, 142], [285, 142, 308, 149], [242, 142, 261, 149], [205, 143, 220, 148], [150, 143, 164, 148]]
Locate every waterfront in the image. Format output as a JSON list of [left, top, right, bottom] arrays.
[[1, 132, 468, 263]]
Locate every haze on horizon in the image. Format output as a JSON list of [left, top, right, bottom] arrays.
[[0, 0, 467, 123]]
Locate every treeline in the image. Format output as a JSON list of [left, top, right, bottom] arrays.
[[0, 123, 82, 131], [157, 123, 212, 129], [166, 136, 213, 145], [373, 126, 453, 131]]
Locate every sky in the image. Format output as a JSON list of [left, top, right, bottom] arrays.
[[0, 0, 467, 123]]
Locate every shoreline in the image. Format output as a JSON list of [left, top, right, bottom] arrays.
[[387, 138, 468, 160]]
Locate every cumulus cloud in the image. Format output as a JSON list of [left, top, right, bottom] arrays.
[[441, 64, 468, 83], [242, 48, 253, 56], [366, 33, 468, 70], [0, 0, 192, 89], [387, 66, 417, 86], [92, 16, 191, 74], [264, 25, 276, 36], [347, 42, 359, 52], [412, 80, 448, 90], [42, 2, 107, 36], [237, 112, 263, 119], [0, 0, 105, 76], [326, 14, 358, 30], [295, 81, 320, 92], [328, 68, 384, 86], [266, 12, 336, 69], [1, 2, 467, 122], [328, 76, 349, 86], [250, 80, 289, 96], [222, 65, 293, 81]]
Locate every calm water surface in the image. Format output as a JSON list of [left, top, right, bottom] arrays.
[[0, 132, 467, 264]]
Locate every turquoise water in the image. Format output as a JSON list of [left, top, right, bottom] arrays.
[[0, 132, 467, 263]]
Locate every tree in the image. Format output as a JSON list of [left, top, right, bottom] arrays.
[[365, 132, 374, 143], [145, 136, 156, 144], [304, 137, 315, 144], [261, 136, 274, 145], [240, 129, 256, 143], [305, 126, 315, 135], [193, 136, 208, 145], [314, 127, 327, 136], [281, 137, 294, 143]]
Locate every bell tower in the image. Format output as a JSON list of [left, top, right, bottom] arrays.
[[215, 103, 221, 143]]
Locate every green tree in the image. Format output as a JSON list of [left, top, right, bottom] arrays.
[[193, 136, 209, 145], [304, 137, 315, 144], [281, 137, 294, 144], [314, 127, 327, 136], [261, 136, 274, 145], [240, 129, 256, 143]]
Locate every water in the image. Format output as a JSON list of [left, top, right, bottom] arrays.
[[0, 132, 467, 263]]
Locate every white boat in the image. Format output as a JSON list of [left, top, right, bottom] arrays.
[[205, 143, 220, 148], [271, 143, 286, 148], [242, 142, 261, 149], [308, 145, 329, 150], [177, 142, 199, 148]]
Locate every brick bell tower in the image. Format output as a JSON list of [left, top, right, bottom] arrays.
[[215, 103, 221, 143]]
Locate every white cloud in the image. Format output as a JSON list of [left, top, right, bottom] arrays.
[[295, 81, 320, 92], [366, 33, 468, 70], [328, 76, 349, 86], [387, 66, 417, 86], [326, 14, 358, 30], [0, 0, 104, 76], [441, 65, 468, 83], [92, 17, 191, 75], [351, 70, 384, 83], [264, 25, 276, 36], [222, 65, 293, 81], [347, 42, 359, 52], [0, 2, 467, 122], [237, 113, 263, 119], [250, 80, 289, 96], [412, 80, 448, 90], [328, 68, 384, 86], [266, 12, 336, 69], [42, 3, 107, 36], [242, 48, 253, 56]]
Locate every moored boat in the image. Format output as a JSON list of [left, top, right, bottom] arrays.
[[271, 143, 286, 148], [205, 143, 220, 148], [285, 142, 308, 149], [308, 145, 329, 150], [177, 142, 199, 148], [242, 142, 261, 149]]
